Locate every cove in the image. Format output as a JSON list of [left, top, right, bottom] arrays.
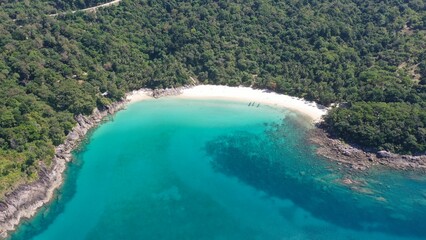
[[10, 98, 426, 240]]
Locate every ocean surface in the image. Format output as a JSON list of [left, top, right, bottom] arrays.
[[10, 99, 426, 240]]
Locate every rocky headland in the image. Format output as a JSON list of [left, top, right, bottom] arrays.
[[309, 128, 426, 172]]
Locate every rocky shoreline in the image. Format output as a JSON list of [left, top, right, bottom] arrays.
[[0, 100, 130, 238], [309, 128, 426, 172], [150, 86, 197, 98]]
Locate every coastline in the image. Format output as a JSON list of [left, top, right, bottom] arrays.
[[3, 84, 425, 238], [178, 85, 327, 123], [129, 85, 328, 123], [309, 128, 426, 172], [0, 85, 327, 238]]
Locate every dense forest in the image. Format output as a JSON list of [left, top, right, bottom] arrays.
[[0, 0, 425, 197], [44, 0, 113, 11]]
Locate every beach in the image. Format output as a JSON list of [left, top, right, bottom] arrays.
[[128, 85, 328, 123]]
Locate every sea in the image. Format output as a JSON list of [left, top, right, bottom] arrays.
[[9, 98, 426, 240]]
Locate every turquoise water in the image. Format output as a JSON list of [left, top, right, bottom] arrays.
[[10, 99, 426, 240]]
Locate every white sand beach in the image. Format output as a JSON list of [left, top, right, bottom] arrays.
[[127, 85, 328, 122], [127, 89, 152, 103]]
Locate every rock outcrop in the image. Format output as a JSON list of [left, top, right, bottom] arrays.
[[310, 128, 426, 172], [151, 87, 189, 98], [376, 150, 392, 158]]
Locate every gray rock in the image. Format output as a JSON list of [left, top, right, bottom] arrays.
[[0, 201, 8, 211], [342, 150, 351, 156], [151, 87, 183, 98], [377, 150, 392, 158], [68, 132, 80, 141]]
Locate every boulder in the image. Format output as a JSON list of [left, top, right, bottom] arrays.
[[377, 150, 392, 158], [342, 150, 351, 156], [68, 132, 80, 141], [0, 201, 8, 211]]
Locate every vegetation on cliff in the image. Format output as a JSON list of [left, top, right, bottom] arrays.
[[0, 0, 425, 196]]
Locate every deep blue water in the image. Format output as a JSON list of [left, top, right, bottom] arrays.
[[10, 99, 426, 239]]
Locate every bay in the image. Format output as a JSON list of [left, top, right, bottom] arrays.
[[10, 99, 426, 240]]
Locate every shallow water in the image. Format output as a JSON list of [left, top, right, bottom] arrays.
[[10, 99, 426, 240]]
